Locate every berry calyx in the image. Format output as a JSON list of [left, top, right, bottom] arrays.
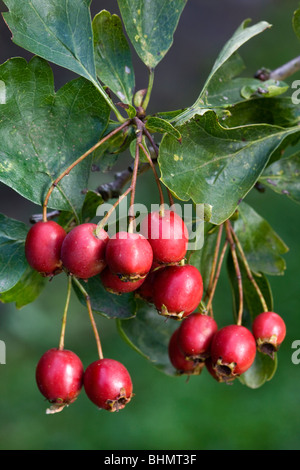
[[25, 221, 66, 276], [168, 329, 204, 376], [210, 325, 256, 382], [252, 311, 286, 358], [177, 313, 218, 361], [60, 223, 109, 279], [140, 210, 189, 265], [83, 358, 133, 412], [100, 267, 145, 294], [35, 348, 84, 414], [152, 264, 203, 320], [105, 231, 153, 281]]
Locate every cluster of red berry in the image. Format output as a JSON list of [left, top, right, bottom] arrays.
[[169, 311, 286, 383], [24, 206, 286, 413]]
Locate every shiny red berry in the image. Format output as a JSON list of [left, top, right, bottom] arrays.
[[83, 358, 133, 412], [140, 210, 189, 264], [168, 329, 204, 375], [105, 231, 153, 281], [35, 348, 84, 414], [25, 221, 66, 276], [252, 311, 286, 358], [100, 267, 145, 294], [152, 264, 203, 319], [60, 223, 109, 279], [210, 325, 256, 382], [177, 313, 218, 361]]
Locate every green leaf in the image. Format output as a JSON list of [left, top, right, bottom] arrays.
[[239, 352, 277, 389], [72, 276, 137, 320], [221, 97, 300, 128], [145, 116, 181, 140], [173, 20, 271, 126], [117, 298, 178, 376], [259, 152, 300, 204], [81, 190, 104, 223], [2, 0, 122, 117], [293, 8, 300, 40], [3, 0, 95, 80], [0, 266, 47, 308], [158, 111, 300, 225], [0, 213, 29, 292], [93, 10, 135, 105], [233, 202, 289, 276], [240, 79, 289, 100], [117, 0, 187, 69], [0, 57, 110, 217]]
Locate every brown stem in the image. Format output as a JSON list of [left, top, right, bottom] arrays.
[[205, 240, 229, 316], [72, 277, 104, 360], [204, 224, 224, 303], [230, 225, 269, 313], [58, 274, 72, 350], [128, 121, 143, 232], [225, 220, 243, 326], [42, 120, 131, 222], [139, 141, 164, 208], [96, 186, 132, 233]]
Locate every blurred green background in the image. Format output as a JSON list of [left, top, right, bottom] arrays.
[[0, 0, 300, 450]]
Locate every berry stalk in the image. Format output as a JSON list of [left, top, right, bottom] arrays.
[[225, 220, 244, 326], [72, 276, 104, 360], [58, 274, 72, 351], [42, 120, 131, 222]]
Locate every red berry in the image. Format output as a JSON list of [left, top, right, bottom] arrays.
[[177, 313, 218, 361], [105, 231, 153, 281], [25, 221, 66, 276], [60, 223, 109, 279], [35, 348, 84, 414], [168, 329, 204, 375], [210, 325, 256, 381], [252, 311, 286, 358], [152, 264, 203, 319], [100, 267, 145, 294], [140, 210, 189, 264], [135, 262, 163, 303], [83, 358, 133, 412]]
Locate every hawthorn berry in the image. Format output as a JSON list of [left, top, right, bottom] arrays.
[[152, 264, 203, 319], [83, 358, 133, 412], [210, 325, 256, 382], [168, 329, 204, 375], [177, 313, 218, 361], [140, 209, 189, 264], [35, 348, 84, 413], [252, 311, 286, 358], [25, 220, 66, 276], [105, 231, 153, 281], [100, 267, 145, 294], [60, 223, 109, 279]]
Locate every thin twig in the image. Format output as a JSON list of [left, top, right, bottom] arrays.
[[255, 55, 300, 82], [225, 220, 243, 326], [204, 224, 224, 303], [205, 240, 229, 316], [72, 277, 104, 360], [58, 274, 72, 351], [230, 225, 269, 313], [42, 120, 131, 222], [139, 141, 164, 208]]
